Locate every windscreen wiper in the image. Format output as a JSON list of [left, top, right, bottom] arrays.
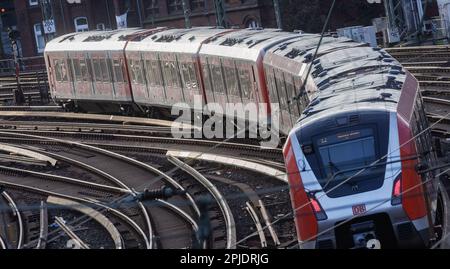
[[328, 161, 340, 173], [321, 155, 419, 191]]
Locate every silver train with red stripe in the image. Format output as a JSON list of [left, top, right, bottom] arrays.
[[44, 27, 445, 248], [280, 42, 446, 248]]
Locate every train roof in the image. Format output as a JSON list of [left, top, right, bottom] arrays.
[[293, 45, 409, 127], [126, 27, 232, 54], [264, 35, 360, 76], [199, 28, 303, 61], [44, 28, 162, 52]]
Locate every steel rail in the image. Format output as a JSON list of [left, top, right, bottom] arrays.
[[36, 201, 48, 249], [167, 155, 236, 249], [1, 191, 24, 249], [0, 181, 150, 249], [54, 216, 90, 249], [245, 202, 267, 248]]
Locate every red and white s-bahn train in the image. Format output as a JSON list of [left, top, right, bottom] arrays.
[[44, 27, 444, 248]]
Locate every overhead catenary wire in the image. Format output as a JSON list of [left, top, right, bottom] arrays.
[[292, 0, 336, 103]]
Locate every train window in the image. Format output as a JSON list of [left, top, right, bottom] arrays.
[[53, 59, 62, 82], [127, 59, 136, 83], [92, 59, 102, 82], [238, 65, 252, 99], [211, 63, 226, 94], [285, 75, 299, 115], [145, 59, 163, 87], [223, 61, 239, 97], [294, 76, 307, 113], [162, 60, 181, 88], [113, 59, 124, 83], [144, 60, 152, 86], [107, 59, 115, 83], [130, 59, 144, 84], [60, 60, 69, 82], [265, 67, 279, 104], [318, 133, 376, 178], [154, 59, 164, 87], [275, 71, 288, 110], [201, 59, 213, 95], [79, 59, 89, 82], [86, 59, 93, 82], [161, 61, 172, 87], [72, 59, 82, 82], [180, 62, 198, 90], [285, 75, 295, 100], [100, 59, 110, 82]]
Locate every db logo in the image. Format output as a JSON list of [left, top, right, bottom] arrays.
[[352, 204, 367, 216], [67, 0, 82, 4], [367, 0, 382, 3]]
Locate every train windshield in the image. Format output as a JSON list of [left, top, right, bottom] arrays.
[[318, 135, 376, 178], [314, 128, 383, 194]]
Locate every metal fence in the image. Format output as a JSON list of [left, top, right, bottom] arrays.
[[0, 56, 46, 77]]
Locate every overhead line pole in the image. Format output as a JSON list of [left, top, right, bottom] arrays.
[[273, 0, 282, 29], [213, 0, 227, 28], [181, 0, 191, 28]]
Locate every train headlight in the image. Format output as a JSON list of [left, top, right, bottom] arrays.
[[307, 194, 328, 221], [391, 173, 402, 205]]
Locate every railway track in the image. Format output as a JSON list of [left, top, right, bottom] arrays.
[[0, 127, 290, 249], [0, 190, 23, 249], [0, 71, 50, 106], [0, 117, 283, 163], [387, 46, 450, 139]]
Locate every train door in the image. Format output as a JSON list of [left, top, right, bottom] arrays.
[[50, 52, 74, 100], [90, 52, 113, 101], [143, 52, 166, 106], [200, 55, 215, 104], [178, 53, 200, 107], [160, 52, 185, 106], [69, 52, 92, 100], [111, 52, 131, 102], [127, 51, 148, 103]]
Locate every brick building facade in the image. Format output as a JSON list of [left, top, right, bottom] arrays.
[[5, 0, 277, 58]]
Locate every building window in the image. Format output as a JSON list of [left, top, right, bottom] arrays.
[[74, 17, 89, 32], [190, 0, 205, 10], [34, 23, 45, 53], [225, 0, 246, 5], [167, 0, 183, 14], [146, 0, 159, 15], [97, 23, 106, 31], [29, 0, 39, 7], [245, 18, 260, 29]]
